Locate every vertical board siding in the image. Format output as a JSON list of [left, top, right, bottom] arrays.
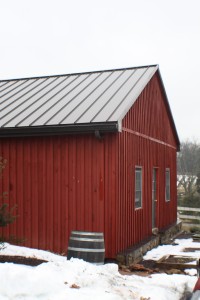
[[116, 74, 178, 254], [116, 132, 177, 253], [104, 133, 117, 258], [0, 133, 118, 257], [123, 73, 177, 147]]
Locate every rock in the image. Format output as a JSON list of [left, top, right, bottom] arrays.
[[165, 268, 184, 275]]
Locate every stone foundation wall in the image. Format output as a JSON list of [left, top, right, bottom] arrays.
[[116, 221, 182, 266]]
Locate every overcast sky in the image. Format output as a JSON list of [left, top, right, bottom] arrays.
[[0, 0, 199, 142]]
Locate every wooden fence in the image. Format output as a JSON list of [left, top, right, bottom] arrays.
[[178, 206, 200, 230]]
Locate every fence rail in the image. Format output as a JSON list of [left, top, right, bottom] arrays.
[[178, 206, 200, 229]]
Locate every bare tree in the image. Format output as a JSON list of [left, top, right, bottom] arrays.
[[177, 140, 200, 198]]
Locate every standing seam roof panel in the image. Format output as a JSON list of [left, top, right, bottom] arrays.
[[57, 72, 111, 124], [41, 71, 111, 126], [0, 79, 31, 99], [75, 70, 125, 124], [1, 78, 53, 113], [4, 76, 72, 127], [29, 74, 91, 126], [0, 80, 18, 94], [75, 70, 132, 124], [92, 69, 141, 122], [45, 73, 100, 125], [17, 75, 83, 127], [1, 77, 60, 127], [0, 65, 159, 129], [1, 79, 38, 105], [109, 66, 158, 122], [0, 81, 9, 88], [1, 79, 40, 109]]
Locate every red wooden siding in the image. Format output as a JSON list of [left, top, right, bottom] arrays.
[[122, 72, 177, 147], [0, 134, 119, 257], [115, 73, 178, 254]]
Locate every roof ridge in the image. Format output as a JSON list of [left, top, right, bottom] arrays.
[[0, 64, 158, 82]]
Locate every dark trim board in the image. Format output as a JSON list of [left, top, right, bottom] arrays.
[[0, 122, 119, 138]]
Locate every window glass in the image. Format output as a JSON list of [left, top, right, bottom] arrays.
[[165, 169, 170, 201], [135, 167, 142, 208]]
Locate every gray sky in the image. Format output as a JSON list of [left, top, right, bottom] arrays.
[[0, 0, 199, 142]]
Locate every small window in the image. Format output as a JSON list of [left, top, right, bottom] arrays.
[[135, 167, 142, 209], [165, 169, 170, 201]]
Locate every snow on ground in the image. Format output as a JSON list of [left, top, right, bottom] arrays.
[[0, 239, 199, 300]]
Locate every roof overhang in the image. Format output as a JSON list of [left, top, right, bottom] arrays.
[[0, 122, 119, 138]]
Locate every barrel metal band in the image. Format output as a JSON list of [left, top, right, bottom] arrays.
[[68, 247, 105, 253], [70, 237, 104, 242], [71, 231, 103, 236]]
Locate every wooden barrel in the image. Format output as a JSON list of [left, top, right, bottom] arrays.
[[67, 231, 105, 265]]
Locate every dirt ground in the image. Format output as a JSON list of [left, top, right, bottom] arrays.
[[0, 255, 48, 266], [118, 259, 188, 277]]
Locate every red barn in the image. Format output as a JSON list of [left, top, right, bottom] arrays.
[[0, 65, 180, 259]]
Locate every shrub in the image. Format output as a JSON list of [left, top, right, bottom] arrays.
[[0, 157, 17, 248]]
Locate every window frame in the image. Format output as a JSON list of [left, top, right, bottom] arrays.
[[165, 168, 170, 202], [135, 166, 143, 209]]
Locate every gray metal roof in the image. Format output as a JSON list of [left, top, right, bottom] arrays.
[[0, 65, 158, 133]]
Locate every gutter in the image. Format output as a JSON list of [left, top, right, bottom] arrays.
[[0, 122, 119, 138]]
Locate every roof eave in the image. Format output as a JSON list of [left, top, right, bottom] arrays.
[[0, 122, 119, 138]]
